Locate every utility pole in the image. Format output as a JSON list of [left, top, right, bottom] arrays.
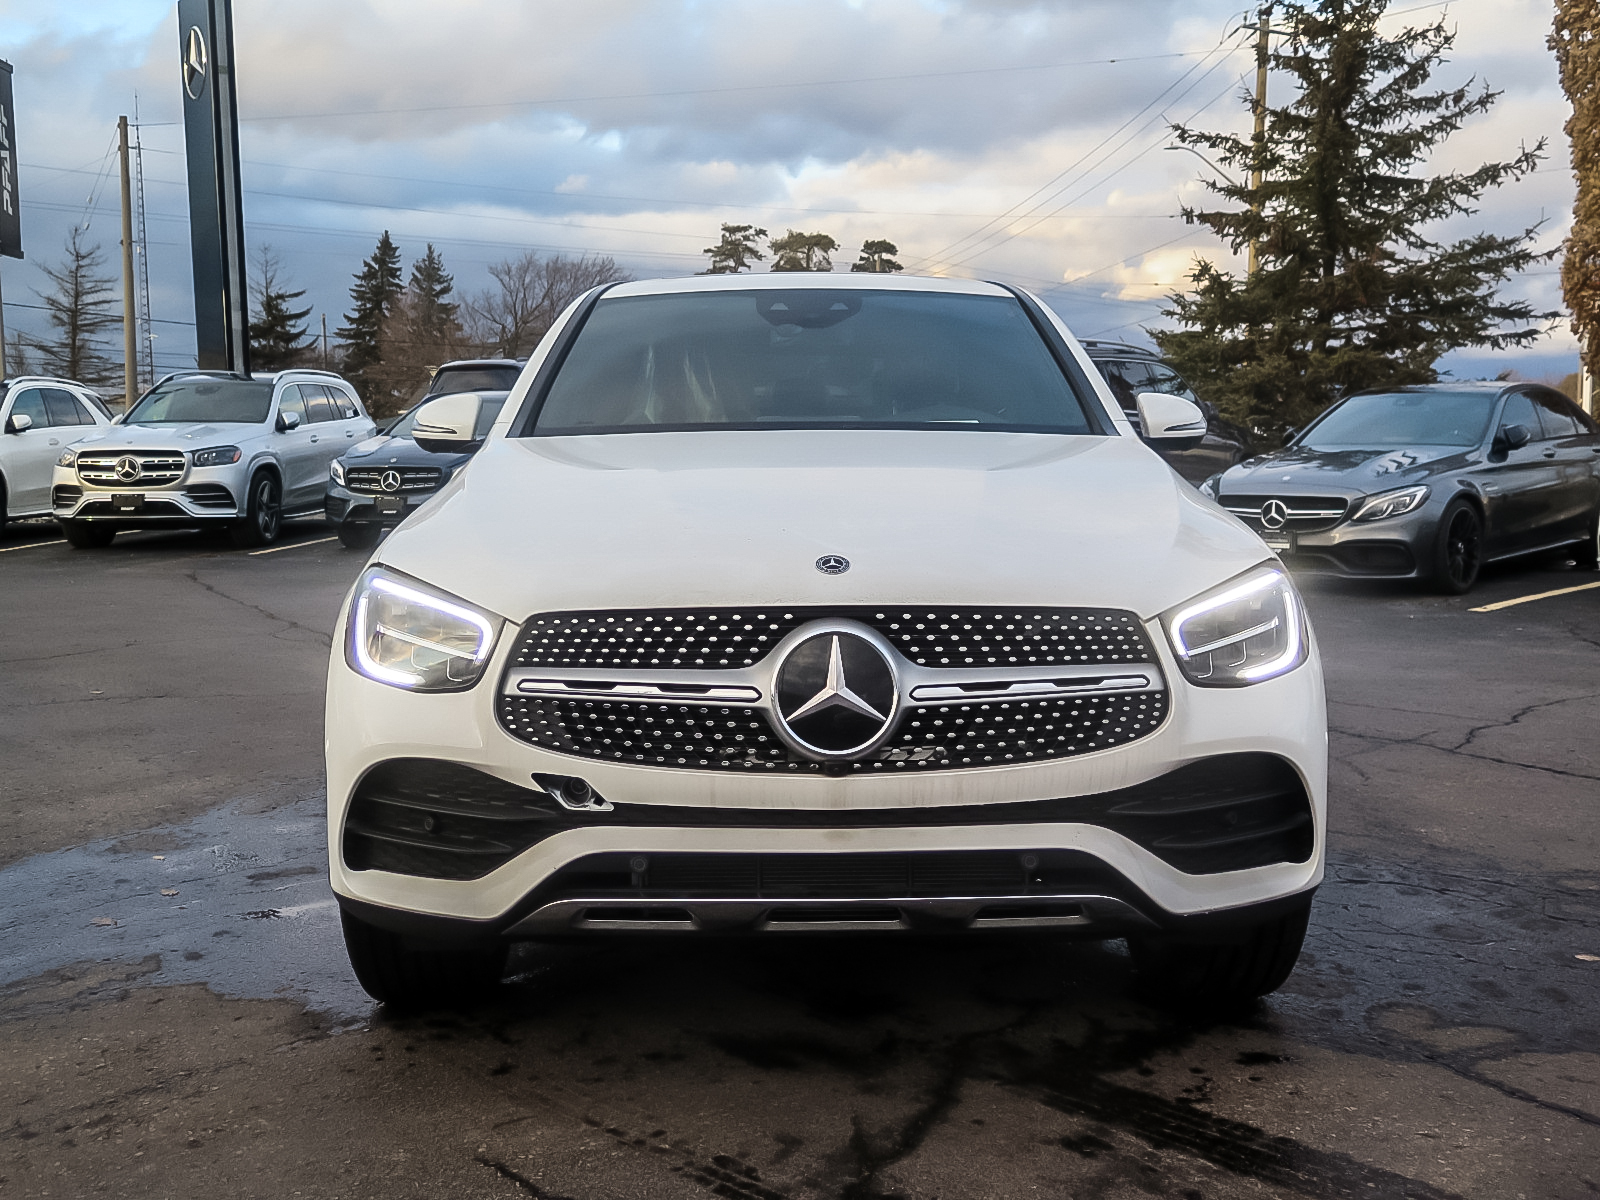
[[1249, 5, 1270, 277], [118, 115, 136, 410], [321, 312, 328, 369]]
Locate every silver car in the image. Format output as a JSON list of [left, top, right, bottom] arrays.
[[53, 369, 374, 549], [0, 376, 115, 531]]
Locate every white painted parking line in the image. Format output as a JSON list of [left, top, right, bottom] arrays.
[[1470, 579, 1600, 613], [248, 535, 338, 557], [0, 539, 65, 553]]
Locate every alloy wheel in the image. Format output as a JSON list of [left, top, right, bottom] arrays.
[[1446, 508, 1481, 588], [256, 478, 281, 541]]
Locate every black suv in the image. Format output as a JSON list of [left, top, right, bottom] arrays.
[[1080, 341, 1248, 484]]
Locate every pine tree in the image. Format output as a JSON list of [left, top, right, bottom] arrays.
[[406, 244, 460, 343], [1551, 2, 1600, 381], [700, 224, 768, 274], [336, 231, 403, 400], [1154, 0, 1553, 444], [248, 247, 313, 370], [850, 239, 904, 274], [367, 246, 468, 416], [770, 230, 838, 272], [21, 227, 120, 386]]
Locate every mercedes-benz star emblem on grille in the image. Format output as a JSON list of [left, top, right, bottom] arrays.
[[1260, 499, 1289, 530], [773, 630, 897, 759], [114, 456, 142, 483], [379, 470, 403, 493], [815, 554, 850, 575]]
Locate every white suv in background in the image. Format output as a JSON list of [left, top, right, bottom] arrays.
[[53, 369, 374, 549], [0, 376, 115, 531]]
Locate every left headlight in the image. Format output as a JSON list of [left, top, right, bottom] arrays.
[[1163, 566, 1308, 688], [1351, 485, 1429, 522], [192, 445, 242, 467], [346, 567, 500, 691]]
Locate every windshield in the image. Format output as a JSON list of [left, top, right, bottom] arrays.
[[1298, 390, 1497, 450], [426, 366, 521, 394], [126, 378, 273, 425], [530, 290, 1097, 435], [387, 393, 507, 440]]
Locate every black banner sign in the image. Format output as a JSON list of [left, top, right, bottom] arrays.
[[0, 61, 22, 260], [178, 0, 248, 371]]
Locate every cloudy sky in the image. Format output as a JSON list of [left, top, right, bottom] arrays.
[[0, 0, 1578, 382]]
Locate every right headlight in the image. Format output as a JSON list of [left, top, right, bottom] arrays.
[[329, 458, 346, 486], [345, 567, 500, 691], [1163, 566, 1308, 687]]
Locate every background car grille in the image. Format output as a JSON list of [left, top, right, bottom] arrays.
[[497, 690, 1168, 773], [509, 606, 1155, 671], [345, 466, 443, 495], [1221, 494, 1349, 532], [76, 452, 185, 487]]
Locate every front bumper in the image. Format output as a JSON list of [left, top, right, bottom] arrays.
[[326, 603, 1328, 941], [52, 478, 240, 523], [325, 483, 428, 529], [1226, 499, 1438, 580]]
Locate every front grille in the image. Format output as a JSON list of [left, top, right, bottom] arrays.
[[1222, 494, 1348, 533], [183, 483, 236, 508], [509, 606, 1154, 671], [52, 484, 82, 509], [345, 466, 443, 495], [497, 690, 1167, 773], [341, 754, 1310, 881], [76, 452, 186, 488]]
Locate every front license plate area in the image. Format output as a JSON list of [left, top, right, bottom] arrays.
[[373, 496, 405, 516], [113, 493, 145, 513], [1261, 530, 1294, 552]]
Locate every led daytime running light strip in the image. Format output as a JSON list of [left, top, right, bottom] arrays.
[[352, 575, 496, 688], [1168, 568, 1304, 683]]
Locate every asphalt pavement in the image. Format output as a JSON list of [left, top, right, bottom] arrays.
[[2, 517, 1598, 1199]]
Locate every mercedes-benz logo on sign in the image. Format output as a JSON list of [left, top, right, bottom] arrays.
[[114, 456, 142, 483], [182, 26, 209, 101], [773, 629, 897, 759], [815, 554, 850, 575], [1260, 499, 1289, 530], [379, 470, 402, 493]]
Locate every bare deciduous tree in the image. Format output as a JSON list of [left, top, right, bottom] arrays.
[[464, 252, 631, 357], [20, 227, 120, 385]]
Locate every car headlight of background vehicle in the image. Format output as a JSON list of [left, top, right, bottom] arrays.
[[1163, 567, 1307, 687], [346, 567, 499, 691], [1197, 473, 1221, 499], [329, 458, 346, 486], [57, 448, 77, 468], [192, 445, 242, 467], [1351, 485, 1429, 522]]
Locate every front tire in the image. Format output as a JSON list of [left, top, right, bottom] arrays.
[[61, 519, 116, 548], [1129, 895, 1312, 1013], [229, 471, 282, 549], [336, 522, 383, 551], [1575, 506, 1600, 570], [1429, 498, 1482, 594], [340, 909, 506, 1010]]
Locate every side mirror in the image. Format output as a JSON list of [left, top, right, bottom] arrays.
[[276, 409, 302, 433], [1135, 392, 1206, 443], [1497, 422, 1531, 451], [411, 392, 483, 454], [4, 412, 32, 434]]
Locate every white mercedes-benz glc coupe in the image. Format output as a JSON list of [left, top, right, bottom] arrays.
[[326, 274, 1325, 1011]]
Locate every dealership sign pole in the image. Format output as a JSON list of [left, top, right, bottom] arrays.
[[177, 0, 249, 374], [0, 61, 23, 380]]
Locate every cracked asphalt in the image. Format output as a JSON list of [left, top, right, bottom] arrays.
[[2, 518, 1598, 1199]]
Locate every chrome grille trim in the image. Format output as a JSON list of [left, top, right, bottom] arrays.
[[345, 466, 443, 495], [1221, 494, 1349, 532], [76, 452, 186, 487]]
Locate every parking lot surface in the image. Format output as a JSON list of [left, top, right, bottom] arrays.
[[2, 518, 1598, 1199]]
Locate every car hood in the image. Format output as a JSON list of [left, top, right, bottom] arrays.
[[340, 433, 471, 469], [377, 430, 1270, 622], [1221, 444, 1474, 494], [72, 421, 259, 449]]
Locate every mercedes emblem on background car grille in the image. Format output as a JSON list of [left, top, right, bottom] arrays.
[[773, 630, 897, 758], [815, 554, 850, 575], [114, 457, 142, 483], [1260, 499, 1289, 530], [380, 470, 403, 493]]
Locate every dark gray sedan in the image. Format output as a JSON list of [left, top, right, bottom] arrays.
[[1205, 383, 1600, 593]]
